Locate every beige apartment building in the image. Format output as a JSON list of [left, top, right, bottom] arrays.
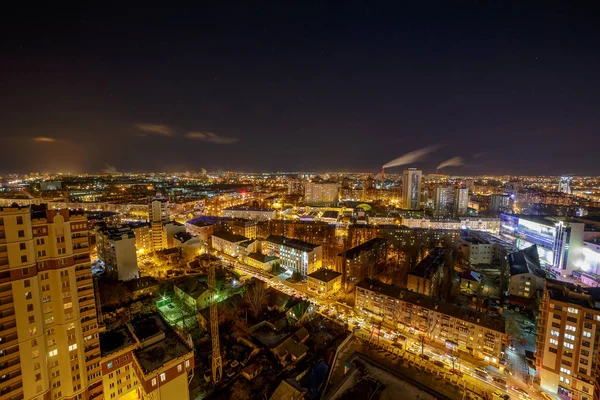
[[355, 278, 506, 366], [0, 204, 102, 400], [100, 315, 194, 400], [536, 280, 600, 400]]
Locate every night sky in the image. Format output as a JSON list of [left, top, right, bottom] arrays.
[[2, 2, 599, 175]]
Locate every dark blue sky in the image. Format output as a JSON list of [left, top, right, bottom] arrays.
[[2, 2, 599, 174]]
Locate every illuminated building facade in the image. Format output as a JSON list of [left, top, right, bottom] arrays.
[[96, 225, 140, 281], [100, 315, 195, 400], [402, 169, 422, 210], [355, 278, 506, 366], [558, 176, 573, 194], [304, 182, 340, 204], [0, 204, 102, 400], [500, 214, 584, 273], [536, 280, 600, 400], [263, 235, 322, 277]]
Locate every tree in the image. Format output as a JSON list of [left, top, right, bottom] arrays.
[[244, 282, 268, 317]]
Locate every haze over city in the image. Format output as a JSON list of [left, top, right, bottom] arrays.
[[2, 2, 600, 174]]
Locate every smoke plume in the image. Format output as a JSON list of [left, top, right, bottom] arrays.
[[382, 145, 441, 169], [436, 156, 465, 170]]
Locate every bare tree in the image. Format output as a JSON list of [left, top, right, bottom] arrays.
[[244, 282, 268, 317]]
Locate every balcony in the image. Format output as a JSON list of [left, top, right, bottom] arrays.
[[0, 310, 15, 325], [76, 267, 91, 276], [0, 357, 21, 374], [0, 296, 13, 312], [78, 288, 94, 297], [73, 246, 89, 255], [0, 380, 22, 399], [72, 236, 88, 244], [79, 298, 95, 308]]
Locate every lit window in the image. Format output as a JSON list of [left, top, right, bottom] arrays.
[[566, 325, 576, 332], [49, 349, 58, 357], [550, 330, 559, 337], [550, 339, 558, 346], [151, 378, 157, 386], [160, 373, 166, 382], [560, 367, 571, 375], [567, 307, 579, 314], [177, 364, 182, 372], [564, 342, 574, 349]]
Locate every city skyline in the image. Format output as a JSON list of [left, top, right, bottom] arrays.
[[2, 2, 600, 174]]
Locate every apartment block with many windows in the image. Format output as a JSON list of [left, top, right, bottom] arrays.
[[355, 278, 506, 366], [0, 204, 102, 400], [536, 280, 600, 400]]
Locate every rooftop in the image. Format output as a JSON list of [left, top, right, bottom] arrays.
[[546, 279, 600, 311], [308, 268, 342, 282], [100, 326, 136, 357], [247, 252, 278, 263], [410, 247, 447, 278], [341, 237, 386, 259], [212, 230, 248, 243], [508, 245, 547, 279], [175, 278, 209, 298], [132, 315, 193, 374], [356, 278, 403, 300], [266, 235, 320, 251], [357, 278, 506, 333]]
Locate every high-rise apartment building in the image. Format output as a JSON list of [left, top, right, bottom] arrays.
[[490, 194, 513, 214], [535, 280, 600, 400], [454, 188, 469, 217], [263, 235, 322, 277], [434, 186, 454, 216], [304, 182, 340, 204], [402, 169, 422, 210], [149, 196, 169, 224], [96, 225, 139, 281], [0, 204, 102, 400]]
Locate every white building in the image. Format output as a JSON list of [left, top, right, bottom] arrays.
[[223, 206, 275, 221], [149, 195, 170, 223], [211, 231, 248, 257], [264, 235, 322, 277], [454, 188, 469, 217], [96, 225, 139, 281], [402, 168, 422, 210], [401, 217, 500, 233]]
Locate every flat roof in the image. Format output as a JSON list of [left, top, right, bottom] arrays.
[[100, 326, 136, 357], [266, 235, 320, 251], [212, 230, 248, 243], [410, 248, 447, 278], [357, 278, 505, 333], [132, 315, 193, 374], [308, 268, 342, 282], [248, 252, 278, 263], [340, 237, 386, 259]]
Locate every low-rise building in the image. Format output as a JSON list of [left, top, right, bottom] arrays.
[[508, 245, 546, 298], [185, 218, 214, 242], [211, 231, 249, 257], [535, 280, 600, 400], [100, 315, 195, 400], [355, 278, 506, 366], [223, 205, 275, 221], [264, 235, 322, 277], [246, 252, 278, 272], [459, 236, 494, 265], [307, 268, 342, 295], [402, 217, 500, 233], [174, 278, 212, 310]]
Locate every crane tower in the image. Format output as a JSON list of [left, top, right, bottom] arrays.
[[209, 262, 222, 382]]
